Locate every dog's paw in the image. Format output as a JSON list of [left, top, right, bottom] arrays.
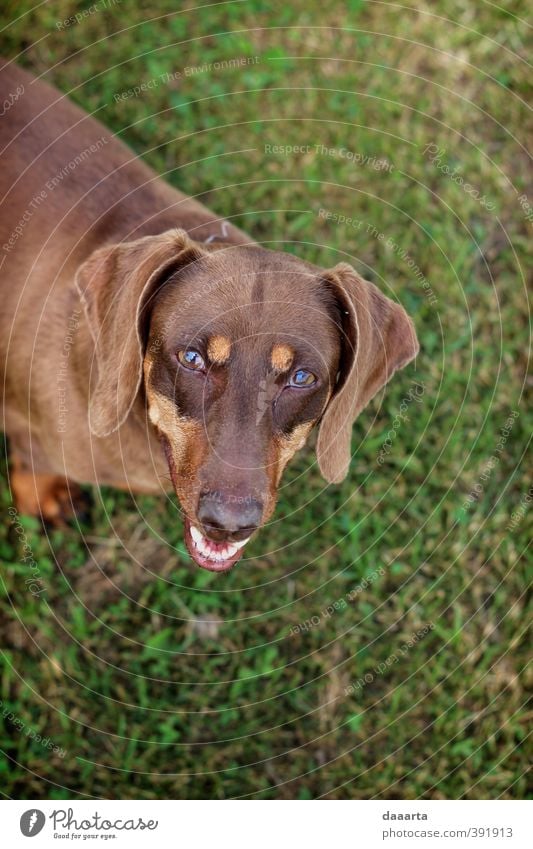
[[11, 469, 92, 527]]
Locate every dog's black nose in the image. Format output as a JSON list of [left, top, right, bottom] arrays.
[[197, 491, 263, 542]]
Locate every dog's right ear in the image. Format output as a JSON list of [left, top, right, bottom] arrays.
[[76, 228, 206, 438], [317, 262, 419, 483]]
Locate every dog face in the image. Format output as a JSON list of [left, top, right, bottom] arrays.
[[77, 229, 418, 572], [144, 247, 342, 570]]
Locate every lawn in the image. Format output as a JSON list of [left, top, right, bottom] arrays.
[[0, 0, 530, 799]]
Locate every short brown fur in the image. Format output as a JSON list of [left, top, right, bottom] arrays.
[[0, 62, 418, 547]]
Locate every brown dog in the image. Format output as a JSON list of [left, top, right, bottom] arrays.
[[0, 61, 418, 572]]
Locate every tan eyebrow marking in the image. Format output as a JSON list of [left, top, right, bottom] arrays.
[[271, 343, 294, 372], [207, 335, 231, 364]]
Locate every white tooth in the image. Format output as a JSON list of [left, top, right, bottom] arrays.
[[190, 526, 202, 545], [190, 528, 250, 563]]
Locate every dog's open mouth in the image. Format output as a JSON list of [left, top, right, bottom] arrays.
[[184, 518, 250, 572]]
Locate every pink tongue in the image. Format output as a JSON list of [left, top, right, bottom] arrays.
[[205, 539, 229, 554], [191, 525, 230, 555]]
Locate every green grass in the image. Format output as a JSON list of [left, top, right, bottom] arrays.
[[1, 0, 531, 799]]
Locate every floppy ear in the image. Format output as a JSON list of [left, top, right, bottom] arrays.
[[317, 262, 419, 483], [76, 228, 206, 438]]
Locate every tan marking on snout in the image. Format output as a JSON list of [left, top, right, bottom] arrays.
[[143, 356, 198, 470], [207, 334, 231, 364], [275, 422, 313, 482], [271, 343, 294, 372]]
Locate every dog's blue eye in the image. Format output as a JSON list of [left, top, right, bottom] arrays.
[[177, 349, 205, 371], [290, 369, 317, 388]]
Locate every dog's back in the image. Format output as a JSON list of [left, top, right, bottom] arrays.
[[0, 61, 249, 274], [0, 62, 182, 262], [0, 61, 249, 418]]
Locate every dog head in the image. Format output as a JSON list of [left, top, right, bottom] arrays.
[[77, 229, 418, 572]]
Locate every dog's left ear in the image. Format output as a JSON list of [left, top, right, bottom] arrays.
[[76, 228, 206, 438], [317, 262, 419, 483]]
